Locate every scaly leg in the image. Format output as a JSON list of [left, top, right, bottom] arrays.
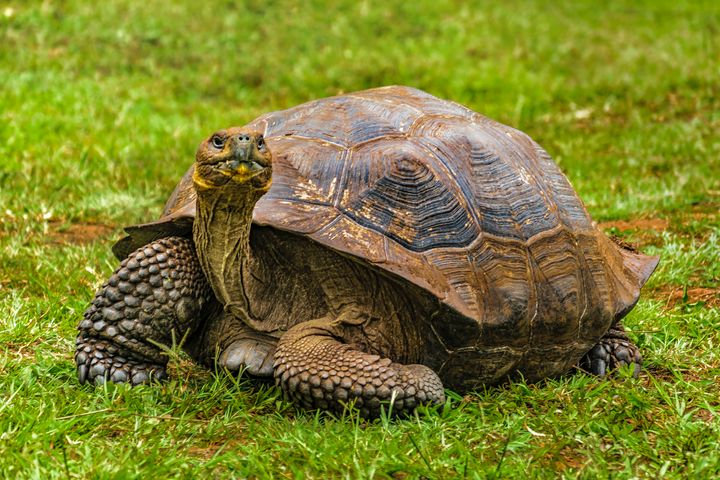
[[273, 318, 445, 417], [75, 236, 212, 385], [579, 323, 642, 378]]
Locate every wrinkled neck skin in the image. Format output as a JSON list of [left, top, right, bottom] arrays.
[[193, 182, 263, 326]]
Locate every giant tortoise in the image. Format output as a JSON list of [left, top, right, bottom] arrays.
[[75, 86, 659, 416]]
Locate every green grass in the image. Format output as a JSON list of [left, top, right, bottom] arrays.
[[1, 0, 719, 477]]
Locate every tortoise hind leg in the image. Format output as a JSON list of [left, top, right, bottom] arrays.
[[580, 323, 642, 378], [273, 318, 445, 417], [75, 236, 213, 385]]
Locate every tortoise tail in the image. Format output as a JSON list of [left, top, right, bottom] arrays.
[[618, 248, 660, 290], [605, 235, 660, 320]]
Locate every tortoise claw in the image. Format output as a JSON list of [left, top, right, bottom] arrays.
[[580, 334, 641, 378], [75, 336, 167, 386], [219, 338, 276, 377]]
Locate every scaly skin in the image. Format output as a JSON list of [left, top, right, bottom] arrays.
[[273, 320, 445, 417], [75, 236, 212, 385], [579, 323, 642, 378]]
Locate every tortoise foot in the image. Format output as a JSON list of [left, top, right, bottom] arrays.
[[580, 324, 642, 378], [274, 319, 445, 417], [219, 337, 276, 377], [75, 336, 167, 386]]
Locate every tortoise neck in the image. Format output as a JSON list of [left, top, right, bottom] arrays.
[[193, 184, 262, 322]]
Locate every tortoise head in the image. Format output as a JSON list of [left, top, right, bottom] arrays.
[[193, 127, 272, 193]]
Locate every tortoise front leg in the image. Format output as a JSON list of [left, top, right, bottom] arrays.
[[273, 318, 445, 417], [75, 236, 213, 385], [579, 322, 642, 378]]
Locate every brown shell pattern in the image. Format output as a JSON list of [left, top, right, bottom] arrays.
[[120, 86, 658, 340]]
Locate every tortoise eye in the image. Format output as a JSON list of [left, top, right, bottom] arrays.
[[211, 135, 225, 149], [257, 136, 265, 149]]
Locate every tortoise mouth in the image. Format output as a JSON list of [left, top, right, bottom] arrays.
[[201, 142, 270, 183], [203, 155, 272, 191], [193, 161, 271, 191], [214, 157, 267, 177], [211, 140, 270, 176]]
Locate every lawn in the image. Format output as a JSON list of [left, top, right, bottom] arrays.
[[1, 0, 718, 478]]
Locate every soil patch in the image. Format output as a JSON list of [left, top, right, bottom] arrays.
[[695, 408, 715, 424], [553, 446, 588, 470], [598, 217, 669, 248], [187, 444, 223, 460], [652, 285, 720, 309], [598, 218, 669, 232], [48, 222, 115, 245]]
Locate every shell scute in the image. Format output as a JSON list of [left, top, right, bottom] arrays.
[[470, 237, 531, 347], [340, 139, 479, 252]]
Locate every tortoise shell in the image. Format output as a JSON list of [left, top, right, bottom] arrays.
[[114, 86, 658, 366]]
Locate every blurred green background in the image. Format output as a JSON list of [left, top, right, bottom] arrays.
[[1, 0, 718, 478]]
